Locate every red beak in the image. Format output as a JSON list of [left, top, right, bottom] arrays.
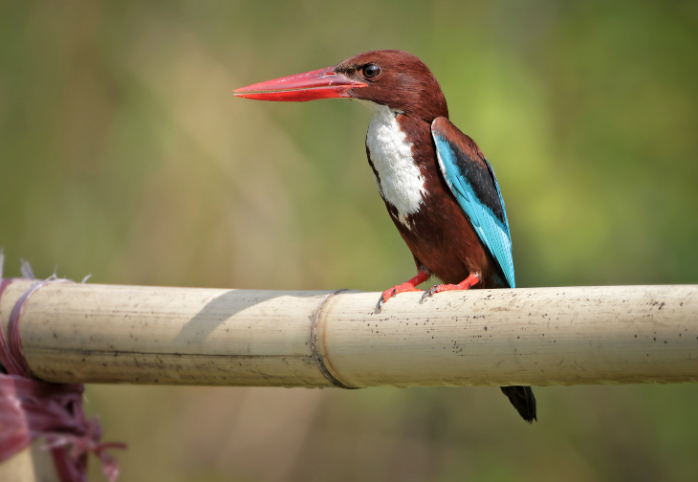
[[233, 66, 367, 102]]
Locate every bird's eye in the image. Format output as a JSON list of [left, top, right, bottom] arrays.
[[362, 64, 381, 79]]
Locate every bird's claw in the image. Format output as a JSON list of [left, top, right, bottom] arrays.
[[375, 289, 396, 313], [420, 285, 440, 303], [376, 284, 424, 313], [420, 275, 480, 303]]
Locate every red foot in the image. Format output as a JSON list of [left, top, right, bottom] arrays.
[[377, 271, 430, 311], [421, 274, 480, 302]]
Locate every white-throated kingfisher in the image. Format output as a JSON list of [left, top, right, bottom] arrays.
[[234, 50, 536, 423]]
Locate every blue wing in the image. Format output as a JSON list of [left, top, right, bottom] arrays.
[[431, 117, 515, 288]]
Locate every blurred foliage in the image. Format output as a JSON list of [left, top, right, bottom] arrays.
[[1, 1, 697, 481]]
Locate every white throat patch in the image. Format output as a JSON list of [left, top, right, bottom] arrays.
[[361, 102, 426, 227]]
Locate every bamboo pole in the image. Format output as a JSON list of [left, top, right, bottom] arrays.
[[1, 280, 697, 388]]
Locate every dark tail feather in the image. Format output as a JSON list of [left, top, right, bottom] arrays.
[[500, 386, 537, 423]]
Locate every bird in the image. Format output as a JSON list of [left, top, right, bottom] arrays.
[[234, 50, 537, 423]]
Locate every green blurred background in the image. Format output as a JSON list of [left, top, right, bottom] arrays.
[[1, 1, 697, 481]]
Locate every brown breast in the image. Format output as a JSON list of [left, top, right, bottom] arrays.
[[378, 114, 506, 288]]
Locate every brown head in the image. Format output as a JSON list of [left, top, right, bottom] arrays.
[[234, 50, 449, 123]]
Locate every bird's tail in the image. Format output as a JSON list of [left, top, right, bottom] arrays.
[[500, 386, 537, 423]]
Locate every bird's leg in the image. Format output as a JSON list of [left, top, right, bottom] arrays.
[[421, 273, 480, 302], [377, 270, 430, 312]]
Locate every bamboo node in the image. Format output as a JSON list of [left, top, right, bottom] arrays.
[[310, 288, 356, 389]]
